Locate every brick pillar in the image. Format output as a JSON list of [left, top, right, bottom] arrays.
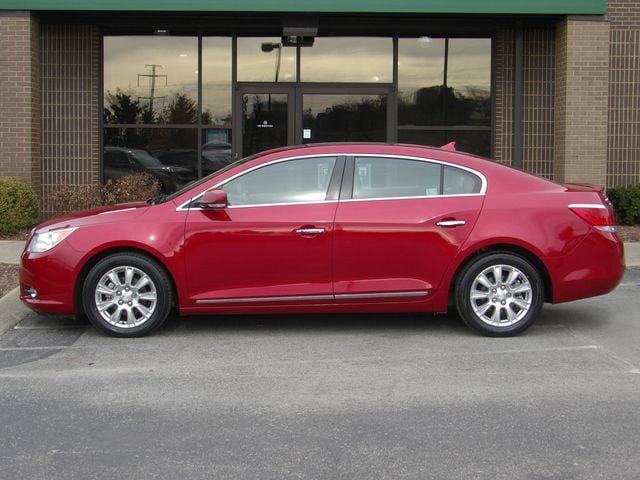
[[554, 17, 610, 186], [0, 11, 40, 190]]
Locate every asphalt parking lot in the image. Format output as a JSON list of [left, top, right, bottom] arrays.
[[1, 269, 639, 480]]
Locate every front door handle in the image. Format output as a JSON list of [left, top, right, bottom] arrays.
[[295, 227, 326, 235], [436, 220, 466, 227]]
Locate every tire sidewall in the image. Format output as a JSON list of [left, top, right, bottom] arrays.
[[82, 253, 172, 337], [456, 252, 544, 336]]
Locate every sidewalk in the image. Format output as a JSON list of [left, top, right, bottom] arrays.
[[1, 239, 639, 335], [0, 240, 25, 265]]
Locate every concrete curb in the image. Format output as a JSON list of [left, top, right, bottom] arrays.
[[625, 243, 640, 267], [0, 287, 30, 335]]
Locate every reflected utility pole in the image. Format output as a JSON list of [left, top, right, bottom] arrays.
[[138, 64, 167, 118]]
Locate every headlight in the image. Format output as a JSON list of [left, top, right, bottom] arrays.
[[27, 227, 77, 253]]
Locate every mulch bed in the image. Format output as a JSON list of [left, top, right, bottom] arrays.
[[0, 263, 20, 298]]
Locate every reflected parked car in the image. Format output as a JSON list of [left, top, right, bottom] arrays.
[[153, 145, 232, 177], [21, 143, 624, 337], [103, 146, 193, 193]]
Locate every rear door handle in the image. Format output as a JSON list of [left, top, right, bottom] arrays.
[[436, 220, 466, 227], [295, 228, 326, 235]]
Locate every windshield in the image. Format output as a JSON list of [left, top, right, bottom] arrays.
[[164, 154, 258, 202]]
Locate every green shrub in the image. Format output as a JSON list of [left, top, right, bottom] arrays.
[[608, 184, 640, 225], [0, 177, 39, 235], [51, 173, 160, 217]]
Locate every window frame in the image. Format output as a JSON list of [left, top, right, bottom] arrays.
[[341, 154, 486, 202]]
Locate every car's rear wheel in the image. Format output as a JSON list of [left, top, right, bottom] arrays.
[[82, 253, 172, 337], [455, 252, 544, 336]]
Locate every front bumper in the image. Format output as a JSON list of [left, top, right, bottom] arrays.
[[20, 248, 79, 315]]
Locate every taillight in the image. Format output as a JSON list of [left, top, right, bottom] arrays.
[[569, 203, 616, 232]]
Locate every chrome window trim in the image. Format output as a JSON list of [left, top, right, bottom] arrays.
[[195, 290, 428, 304], [176, 153, 340, 211], [351, 153, 487, 200], [227, 200, 338, 209], [341, 193, 484, 203], [177, 152, 487, 211]]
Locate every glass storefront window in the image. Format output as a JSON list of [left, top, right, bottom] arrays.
[[398, 37, 492, 157], [103, 128, 199, 192], [237, 37, 297, 82], [398, 130, 491, 158], [104, 36, 198, 125], [302, 94, 387, 143], [398, 38, 446, 126], [446, 39, 491, 126], [202, 37, 232, 127], [301, 37, 392, 83]]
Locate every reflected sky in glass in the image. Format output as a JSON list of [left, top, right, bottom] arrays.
[[301, 37, 392, 83], [398, 37, 491, 97], [237, 37, 297, 82], [202, 37, 232, 125], [104, 36, 198, 113], [398, 38, 445, 95], [447, 39, 491, 97]]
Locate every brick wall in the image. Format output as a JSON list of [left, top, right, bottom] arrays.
[[522, 28, 555, 179], [607, 0, 640, 187], [41, 24, 100, 215], [493, 29, 513, 165], [0, 12, 40, 190], [554, 18, 610, 185], [493, 27, 555, 179]]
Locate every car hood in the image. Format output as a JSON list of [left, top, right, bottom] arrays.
[[34, 202, 150, 232]]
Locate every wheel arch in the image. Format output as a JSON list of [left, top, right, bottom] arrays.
[[74, 246, 180, 315], [448, 243, 553, 306]]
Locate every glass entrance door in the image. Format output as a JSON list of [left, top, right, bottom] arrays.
[[300, 93, 387, 144], [234, 85, 391, 158]]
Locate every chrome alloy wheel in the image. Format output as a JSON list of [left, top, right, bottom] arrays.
[[94, 266, 158, 328], [469, 264, 533, 327]]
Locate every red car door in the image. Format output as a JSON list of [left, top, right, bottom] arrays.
[[183, 156, 341, 305], [333, 155, 485, 302]]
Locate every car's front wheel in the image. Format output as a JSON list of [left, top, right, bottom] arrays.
[[82, 253, 172, 337], [455, 252, 544, 336]]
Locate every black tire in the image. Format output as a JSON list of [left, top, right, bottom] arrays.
[[455, 252, 544, 337], [82, 253, 173, 337]]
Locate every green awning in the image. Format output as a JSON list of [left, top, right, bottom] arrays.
[[0, 0, 606, 15]]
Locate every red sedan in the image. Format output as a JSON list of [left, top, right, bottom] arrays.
[[20, 143, 625, 337]]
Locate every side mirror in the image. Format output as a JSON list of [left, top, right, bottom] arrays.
[[195, 189, 228, 210]]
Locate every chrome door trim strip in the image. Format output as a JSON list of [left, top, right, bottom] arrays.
[[195, 290, 428, 304], [335, 291, 428, 300], [196, 294, 334, 304]]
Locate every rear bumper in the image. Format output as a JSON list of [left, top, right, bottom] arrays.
[[549, 229, 625, 304]]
